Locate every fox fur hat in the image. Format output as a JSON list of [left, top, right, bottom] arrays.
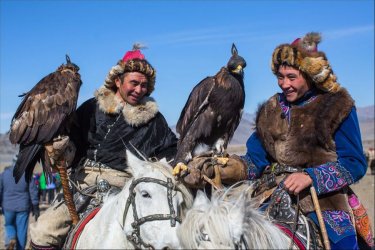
[[104, 43, 156, 95], [271, 32, 340, 93]]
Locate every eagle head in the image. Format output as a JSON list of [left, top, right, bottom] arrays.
[[227, 43, 246, 76], [57, 54, 80, 74]]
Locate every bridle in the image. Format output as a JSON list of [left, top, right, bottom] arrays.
[[122, 177, 182, 249]]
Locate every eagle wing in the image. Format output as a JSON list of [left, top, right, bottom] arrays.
[[176, 76, 216, 142], [9, 58, 81, 182], [10, 70, 80, 145]]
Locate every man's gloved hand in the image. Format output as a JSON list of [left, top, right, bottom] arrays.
[[180, 154, 248, 189], [219, 154, 248, 184], [44, 135, 76, 166], [32, 204, 40, 221], [180, 157, 215, 189]]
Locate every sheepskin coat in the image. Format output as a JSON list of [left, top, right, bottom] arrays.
[[255, 88, 354, 213], [70, 87, 177, 171]]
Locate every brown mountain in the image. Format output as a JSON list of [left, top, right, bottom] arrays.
[[1, 105, 373, 166]]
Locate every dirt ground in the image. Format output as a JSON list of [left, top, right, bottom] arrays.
[[0, 169, 374, 249]]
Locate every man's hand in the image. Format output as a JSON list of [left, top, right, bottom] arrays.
[[178, 157, 214, 189], [44, 136, 76, 166], [179, 154, 248, 189], [219, 154, 248, 184], [32, 204, 40, 221], [283, 172, 313, 195]]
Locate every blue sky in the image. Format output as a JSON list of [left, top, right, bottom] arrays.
[[1, 0, 374, 134]]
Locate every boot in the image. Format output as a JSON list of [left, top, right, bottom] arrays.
[[6, 239, 16, 250]]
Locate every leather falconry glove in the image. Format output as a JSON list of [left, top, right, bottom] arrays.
[[219, 154, 248, 185], [181, 154, 248, 189], [44, 135, 76, 166], [181, 156, 215, 189]]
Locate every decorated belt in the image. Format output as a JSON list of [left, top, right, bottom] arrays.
[[83, 158, 111, 170]]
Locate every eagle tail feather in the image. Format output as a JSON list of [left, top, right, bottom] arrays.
[[13, 144, 42, 183]]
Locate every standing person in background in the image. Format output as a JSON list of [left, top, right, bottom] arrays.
[[45, 175, 56, 205], [0, 155, 40, 250], [32, 173, 41, 204], [39, 172, 47, 205], [54, 172, 62, 193]]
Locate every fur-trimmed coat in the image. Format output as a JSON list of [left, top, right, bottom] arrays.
[[70, 87, 177, 171], [256, 88, 354, 167], [255, 88, 355, 213]]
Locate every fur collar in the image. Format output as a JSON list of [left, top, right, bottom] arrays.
[[94, 86, 159, 127]]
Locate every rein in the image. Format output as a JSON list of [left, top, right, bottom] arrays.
[[122, 177, 181, 249]]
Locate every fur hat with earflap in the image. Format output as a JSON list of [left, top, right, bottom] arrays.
[[271, 32, 340, 93], [103, 43, 156, 95]]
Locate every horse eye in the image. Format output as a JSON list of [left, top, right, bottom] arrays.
[[203, 233, 209, 241], [141, 190, 151, 198]]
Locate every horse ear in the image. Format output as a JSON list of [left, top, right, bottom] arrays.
[[126, 150, 145, 177], [159, 157, 168, 164], [228, 195, 245, 245], [192, 190, 210, 210]]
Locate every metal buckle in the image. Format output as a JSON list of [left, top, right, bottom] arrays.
[[84, 159, 110, 169]]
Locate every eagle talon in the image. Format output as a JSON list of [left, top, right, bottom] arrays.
[[172, 162, 188, 176], [215, 157, 229, 165]]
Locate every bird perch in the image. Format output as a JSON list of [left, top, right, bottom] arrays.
[[310, 186, 330, 250], [56, 160, 79, 225]]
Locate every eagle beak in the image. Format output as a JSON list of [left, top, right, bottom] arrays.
[[232, 65, 244, 75]]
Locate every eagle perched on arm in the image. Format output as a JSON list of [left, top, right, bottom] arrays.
[[9, 55, 82, 182], [173, 44, 246, 172]]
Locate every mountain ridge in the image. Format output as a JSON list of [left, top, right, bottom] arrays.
[[1, 105, 373, 166]]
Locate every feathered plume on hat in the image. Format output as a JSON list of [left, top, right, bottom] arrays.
[[271, 32, 340, 93], [104, 43, 156, 95]]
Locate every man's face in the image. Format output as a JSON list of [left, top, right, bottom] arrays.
[[277, 66, 311, 103], [115, 72, 148, 105]]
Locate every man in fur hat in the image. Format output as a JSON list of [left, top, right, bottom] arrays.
[[182, 32, 373, 249], [30, 45, 178, 249]]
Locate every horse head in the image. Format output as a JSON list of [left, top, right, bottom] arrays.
[[177, 188, 247, 249], [177, 182, 291, 249], [122, 150, 193, 249]]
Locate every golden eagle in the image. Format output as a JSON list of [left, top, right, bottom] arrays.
[[9, 55, 82, 182], [173, 44, 246, 170]]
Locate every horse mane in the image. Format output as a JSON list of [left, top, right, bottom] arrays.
[[178, 181, 290, 249], [144, 158, 194, 216], [127, 144, 194, 214]]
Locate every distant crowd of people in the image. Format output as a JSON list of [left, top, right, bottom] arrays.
[[33, 171, 61, 205]]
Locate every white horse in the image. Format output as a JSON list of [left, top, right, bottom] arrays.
[[74, 151, 193, 249], [177, 182, 294, 249]]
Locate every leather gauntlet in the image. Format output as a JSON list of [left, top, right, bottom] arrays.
[[181, 154, 248, 188], [219, 154, 248, 185], [44, 136, 76, 166]]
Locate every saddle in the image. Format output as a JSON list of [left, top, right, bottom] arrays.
[[63, 179, 121, 249], [249, 163, 324, 249], [266, 186, 323, 249]]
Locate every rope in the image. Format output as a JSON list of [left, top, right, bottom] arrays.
[[56, 161, 79, 225]]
